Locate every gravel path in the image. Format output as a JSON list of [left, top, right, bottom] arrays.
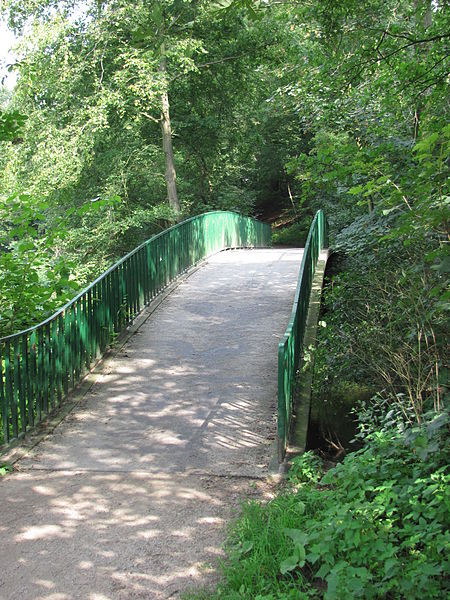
[[0, 248, 303, 600]]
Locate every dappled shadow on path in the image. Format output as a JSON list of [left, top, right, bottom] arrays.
[[20, 249, 303, 477], [1, 469, 269, 599]]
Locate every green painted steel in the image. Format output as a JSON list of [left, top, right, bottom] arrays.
[[0, 211, 270, 447], [277, 210, 328, 461]]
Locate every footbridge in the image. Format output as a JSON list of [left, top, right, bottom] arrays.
[[0, 211, 327, 599]]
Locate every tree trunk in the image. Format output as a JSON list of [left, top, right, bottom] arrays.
[[159, 41, 180, 214]]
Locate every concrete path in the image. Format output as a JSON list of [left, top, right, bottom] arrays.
[[0, 248, 303, 600]]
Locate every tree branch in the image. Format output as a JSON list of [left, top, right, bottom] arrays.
[[141, 111, 161, 124], [383, 31, 450, 45]]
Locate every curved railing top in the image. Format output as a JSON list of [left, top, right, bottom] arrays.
[[277, 209, 328, 460], [0, 210, 268, 342], [1, 210, 270, 447], [278, 210, 326, 347]]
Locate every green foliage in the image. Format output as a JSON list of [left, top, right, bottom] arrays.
[[0, 462, 13, 476], [314, 225, 447, 424], [202, 414, 449, 599], [272, 219, 311, 247], [0, 109, 27, 142], [0, 192, 131, 337], [0, 192, 79, 336], [288, 451, 323, 485]]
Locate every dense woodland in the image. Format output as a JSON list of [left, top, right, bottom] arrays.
[[0, 0, 449, 597]]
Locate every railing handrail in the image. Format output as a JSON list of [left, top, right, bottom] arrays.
[[279, 211, 322, 344], [277, 209, 328, 461], [0, 210, 265, 342], [0, 210, 271, 447]]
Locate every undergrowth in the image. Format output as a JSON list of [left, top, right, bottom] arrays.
[[193, 411, 449, 599], [271, 219, 311, 247]]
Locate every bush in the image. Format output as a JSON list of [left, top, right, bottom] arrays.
[[272, 219, 311, 246]]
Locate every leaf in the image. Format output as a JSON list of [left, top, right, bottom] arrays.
[[151, 4, 164, 27], [280, 554, 299, 575], [384, 558, 397, 575], [283, 529, 308, 547], [348, 185, 364, 195], [240, 540, 253, 555], [316, 563, 330, 579]]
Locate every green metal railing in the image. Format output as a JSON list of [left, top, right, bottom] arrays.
[[277, 210, 328, 461], [0, 211, 270, 447]]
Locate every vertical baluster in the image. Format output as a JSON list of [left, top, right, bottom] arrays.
[[74, 300, 81, 381], [82, 293, 90, 371], [14, 337, 26, 435], [144, 245, 150, 304], [78, 297, 85, 374], [155, 240, 160, 293], [49, 320, 57, 410], [148, 244, 155, 300], [36, 328, 44, 419], [4, 341, 13, 442], [160, 237, 165, 288], [43, 324, 50, 413], [88, 289, 95, 361], [93, 284, 100, 358], [30, 331, 38, 424], [97, 280, 104, 352], [63, 310, 70, 395], [132, 254, 138, 316], [133, 255, 138, 314], [138, 250, 145, 310], [158, 239, 163, 290], [124, 260, 131, 322], [102, 277, 109, 349], [165, 234, 169, 286], [100, 277, 107, 352], [128, 258, 134, 319], [135, 254, 140, 313], [69, 305, 76, 388], [112, 269, 119, 333], [118, 265, 125, 328], [108, 273, 114, 339], [22, 333, 32, 429], [12, 339, 20, 438], [184, 223, 188, 271], [0, 343, 8, 444], [169, 229, 173, 282], [173, 229, 178, 279], [57, 314, 63, 406]]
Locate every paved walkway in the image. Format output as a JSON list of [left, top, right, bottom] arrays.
[[0, 248, 303, 600]]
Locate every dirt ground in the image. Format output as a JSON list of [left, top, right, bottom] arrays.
[[0, 249, 303, 600]]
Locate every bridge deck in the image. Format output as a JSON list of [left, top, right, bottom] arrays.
[[0, 248, 303, 600]]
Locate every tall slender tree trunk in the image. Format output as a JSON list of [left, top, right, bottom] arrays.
[[159, 40, 180, 214]]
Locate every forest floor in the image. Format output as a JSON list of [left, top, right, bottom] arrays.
[[0, 248, 303, 600]]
